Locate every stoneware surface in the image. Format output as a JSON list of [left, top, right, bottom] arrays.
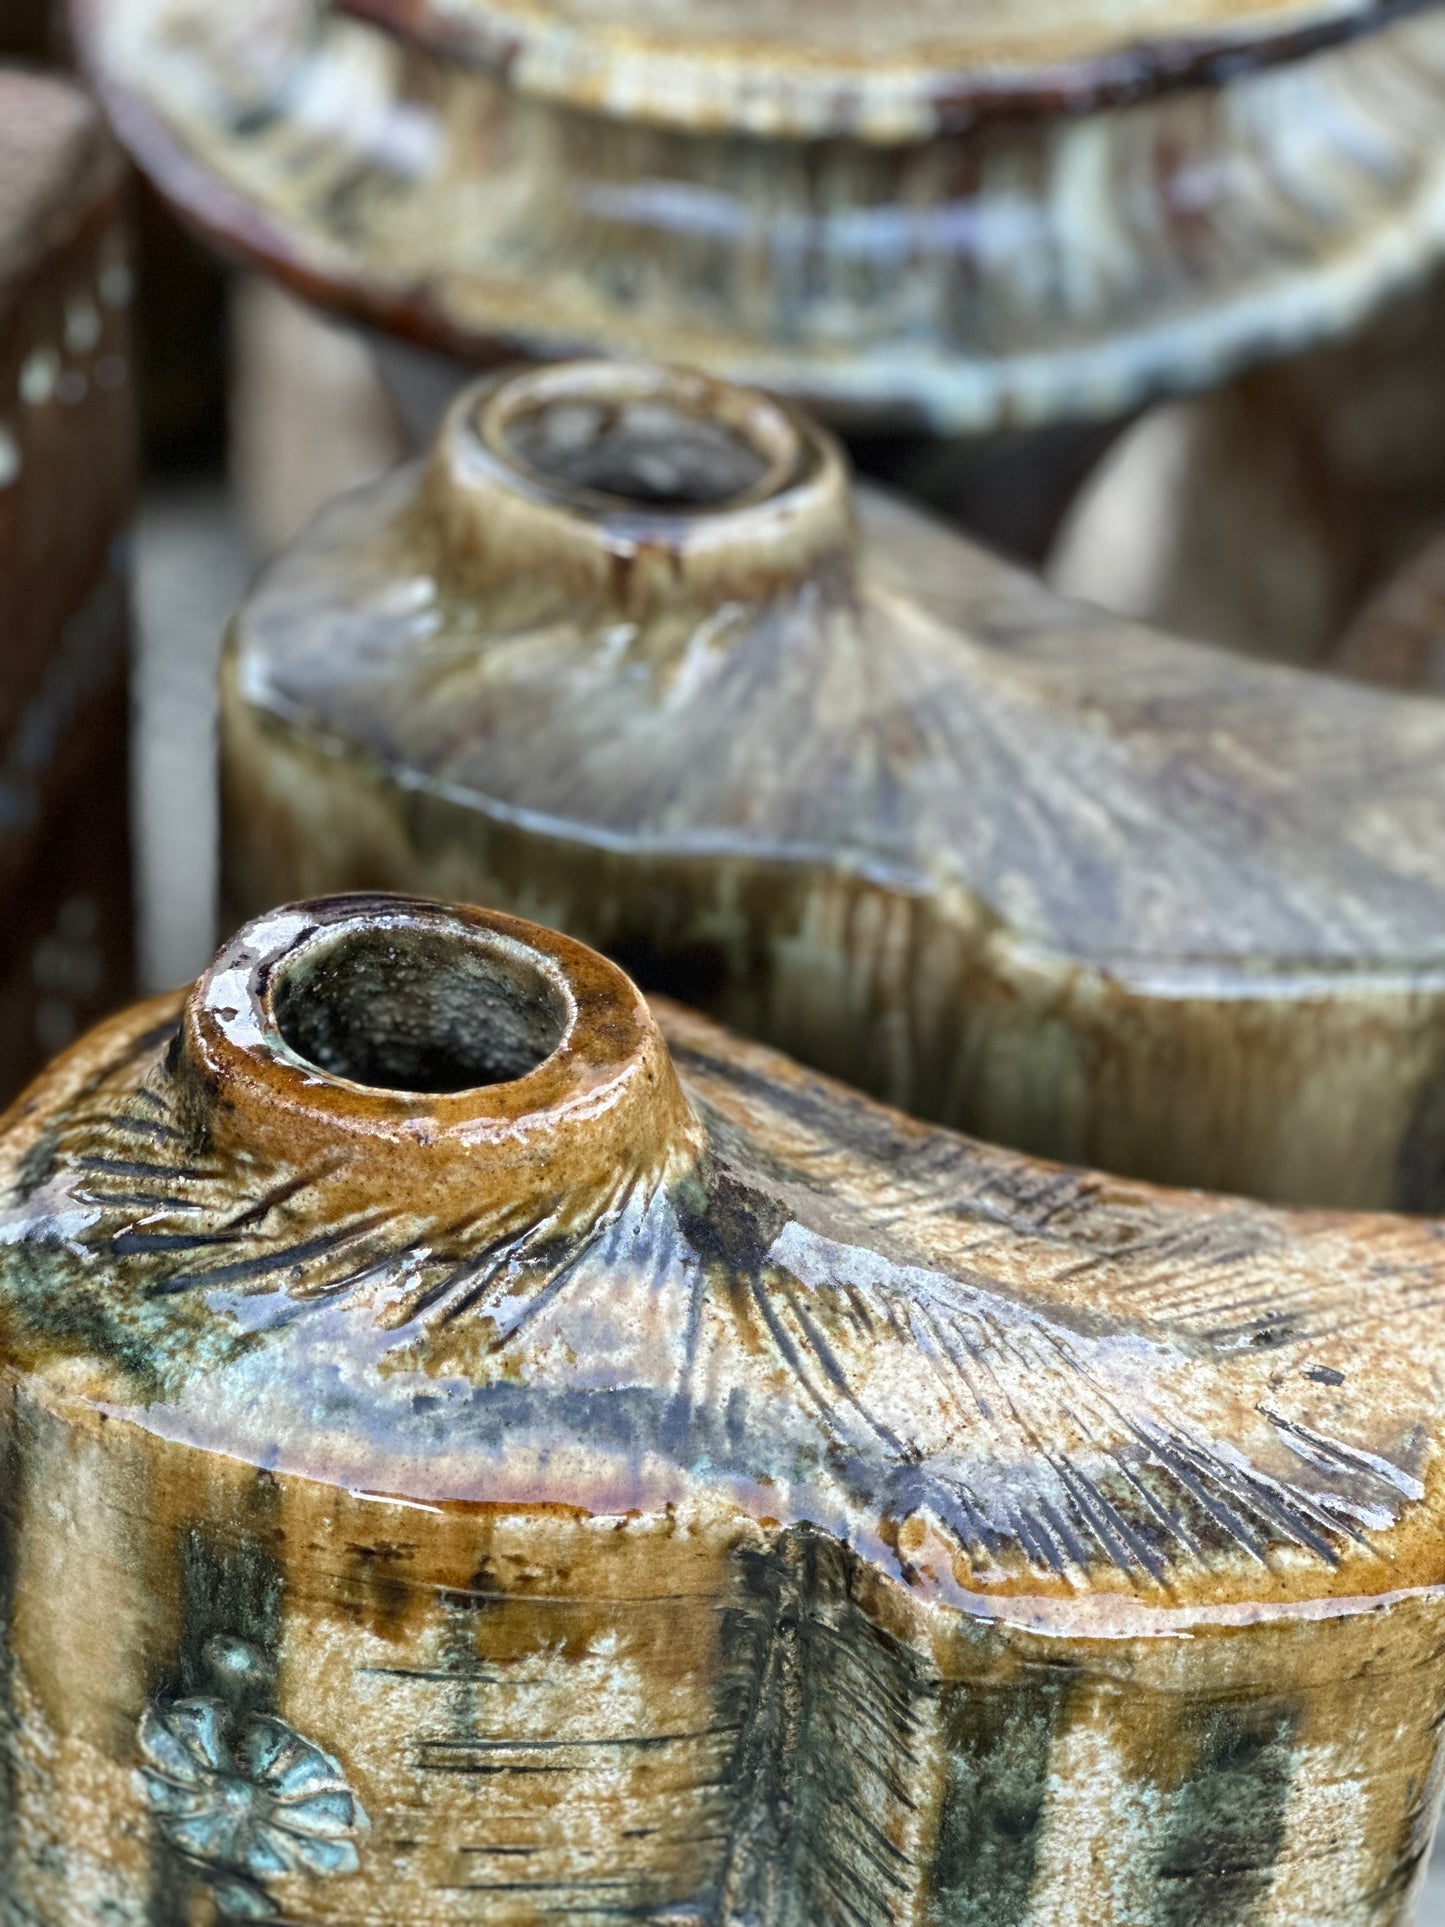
[[0, 71, 137, 1102], [72, 0, 1445, 432], [4, 890, 1445, 1924], [225, 357, 1445, 1212]]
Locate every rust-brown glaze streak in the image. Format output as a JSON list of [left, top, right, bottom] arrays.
[[5, 896, 1445, 1919]]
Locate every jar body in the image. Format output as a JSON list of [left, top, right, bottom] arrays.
[[221, 646, 1445, 1212], [5, 1373, 1445, 1926], [73, 0, 1445, 434]]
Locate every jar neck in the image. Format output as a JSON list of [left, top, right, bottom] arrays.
[[421, 359, 856, 626], [177, 896, 705, 1239]]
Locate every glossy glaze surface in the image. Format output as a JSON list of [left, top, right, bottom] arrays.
[[226, 360, 1445, 1210], [74, 0, 1445, 430], [4, 894, 1445, 1922]]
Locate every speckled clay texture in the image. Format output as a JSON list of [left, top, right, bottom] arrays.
[[3, 892, 1445, 1923]]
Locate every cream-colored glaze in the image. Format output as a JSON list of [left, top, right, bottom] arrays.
[[342, 0, 1420, 138], [74, 0, 1445, 430]]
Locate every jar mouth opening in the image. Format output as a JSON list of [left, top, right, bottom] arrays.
[[269, 919, 572, 1096], [476, 361, 804, 517]]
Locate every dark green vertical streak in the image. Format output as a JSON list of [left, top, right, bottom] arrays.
[[1152, 1698, 1299, 1927], [146, 1470, 286, 1927], [173, 1505, 285, 1710], [716, 1527, 934, 1927], [925, 1671, 1068, 1927], [713, 1542, 803, 1926]]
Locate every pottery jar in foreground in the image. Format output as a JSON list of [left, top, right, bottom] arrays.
[[4, 892, 1445, 1923], [225, 357, 1445, 1211]]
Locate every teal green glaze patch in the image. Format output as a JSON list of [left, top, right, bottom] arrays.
[[926, 1671, 1068, 1926], [1152, 1698, 1298, 1927]]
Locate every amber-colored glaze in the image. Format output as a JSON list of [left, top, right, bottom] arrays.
[[72, 0, 1445, 433], [4, 892, 1445, 1923], [224, 357, 1445, 1212], [0, 73, 136, 1103]]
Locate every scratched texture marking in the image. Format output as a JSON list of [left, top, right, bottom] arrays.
[[1, 896, 1445, 1921]]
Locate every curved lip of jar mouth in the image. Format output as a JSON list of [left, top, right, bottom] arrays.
[[183, 894, 664, 1144], [465, 358, 827, 528]]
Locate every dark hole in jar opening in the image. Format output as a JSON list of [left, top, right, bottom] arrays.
[[272, 925, 569, 1094], [504, 397, 772, 509]]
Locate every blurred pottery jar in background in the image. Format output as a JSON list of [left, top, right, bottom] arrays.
[[0, 73, 136, 1100], [6, 891, 1445, 1922], [226, 357, 1445, 1212], [1049, 264, 1445, 668], [72, 0, 1445, 557]]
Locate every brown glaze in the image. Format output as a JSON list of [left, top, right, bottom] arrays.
[[0, 73, 136, 1104], [73, 0, 1445, 433], [5, 891, 1445, 1922], [226, 357, 1445, 1212]]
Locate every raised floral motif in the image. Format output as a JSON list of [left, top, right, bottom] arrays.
[[136, 1663, 368, 1920]]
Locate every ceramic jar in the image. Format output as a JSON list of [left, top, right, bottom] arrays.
[[0, 73, 136, 1103], [224, 355, 1445, 1211], [4, 891, 1445, 1923], [73, 0, 1445, 440]]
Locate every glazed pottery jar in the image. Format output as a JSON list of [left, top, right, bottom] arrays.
[[0, 72, 136, 1102], [225, 357, 1445, 1211], [72, 0, 1445, 439], [5, 891, 1445, 1924]]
